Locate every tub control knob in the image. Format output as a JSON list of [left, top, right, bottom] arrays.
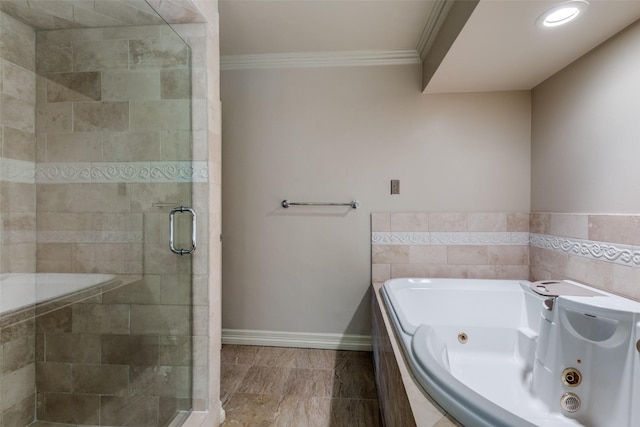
[[562, 367, 582, 387]]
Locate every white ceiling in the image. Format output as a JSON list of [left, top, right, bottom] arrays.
[[219, 0, 640, 92], [426, 0, 640, 93]]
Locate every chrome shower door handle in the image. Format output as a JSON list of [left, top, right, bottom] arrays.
[[169, 206, 197, 255]]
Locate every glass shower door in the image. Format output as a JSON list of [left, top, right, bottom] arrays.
[[0, 1, 196, 426]]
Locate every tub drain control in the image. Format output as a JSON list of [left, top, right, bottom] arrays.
[[560, 392, 581, 413], [562, 367, 582, 387]]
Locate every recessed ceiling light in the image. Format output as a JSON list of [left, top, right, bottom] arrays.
[[536, 1, 589, 28]]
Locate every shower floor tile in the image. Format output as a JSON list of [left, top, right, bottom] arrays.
[[220, 345, 381, 427]]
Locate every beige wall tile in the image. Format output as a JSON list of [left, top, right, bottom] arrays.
[[72, 364, 129, 395], [2, 335, 35, 375], [37, 102, 72, 133], [36, 184, 73, 212], [566, 256, 614, 291], [46, 72, 102, 102], [429, 213, 467, 231], [130, 305, 190, 335], [372, 245, 410, 264], [40, 393, 100, 425], [100, 395, 159, 426], [2, 126, 36, 162], [73, 101, 129, 132], [102, 70, 161, 101], [507, 212, 530, 232], [3, 61, 36, 102], [447, 245, 488, 265], [1, 364, 35, 411], [371, 213, 390, 232], [409, 245, 447, 264], [70, 183, 130, 213], [612, 264, 640, 301], [101, 334, 159, 366], [160, 130, 191, 161], [371, 263, 390, 282], [72, 303, 130, 335], [36, 30, 72, 73], [46, 132, 103, 162], [1, 93, 35, 132], [467, 265, 498, 279], [487, 245, 528, 265], [102, 276, 162, 305], [103, 131, 161, 161], [390, 213, 429, 232], [1, 14, 36, 71], [529, 247, 568, 278], [36, 362, 72, 393], [71, 243, 129, 273], [2, 393, 35, 427], [103, 25, 162, 40], [530, 212, 550, 234], [129, 37, 189, 69], [130, 100, 190, 131], [468, 213, 507, 231], [161, 68, 191, 99], [549, 213, 588, 239], [73, 39, 129, 71], [589, 215, 640, 246], [425, 264, 468, 278], [0, 182, 36, 213], [45, 333, 101, 364], [496, 265, 530, 279], [390, 264, 431, 278]]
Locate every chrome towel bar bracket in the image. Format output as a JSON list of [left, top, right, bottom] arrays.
[[281, 200, 359, 209]]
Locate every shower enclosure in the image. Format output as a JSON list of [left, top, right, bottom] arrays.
[[0, 1, 209, 425]]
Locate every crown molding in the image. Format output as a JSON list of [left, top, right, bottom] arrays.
[[417, 0, 455, 60], [221, 50, 421, 70]]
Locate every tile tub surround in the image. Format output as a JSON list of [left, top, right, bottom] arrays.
[[372, 212, 531, 282], [530, 213, 640, 301], [371, 283, 461, 427], [220, 344, 381, 427]]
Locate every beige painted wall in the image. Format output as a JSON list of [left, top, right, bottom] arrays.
[[531, 20, 640, 213], [221, 64, 531, 335]]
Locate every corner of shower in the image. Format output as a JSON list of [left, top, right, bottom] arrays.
[[0, 1, 206, 426]]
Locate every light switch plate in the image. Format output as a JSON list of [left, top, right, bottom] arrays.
[[391, 180, 400, 195]]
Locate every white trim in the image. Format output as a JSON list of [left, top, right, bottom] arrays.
[[221, 50, 421, 70], [222, 328, 372, 351], [417, 0, 455, 59]]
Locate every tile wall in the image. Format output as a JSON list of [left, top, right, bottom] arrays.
[[0, 10, 37, 274], [372, 212, 531, 282], [1, 2, 219, 424], [530, 213, 640, 301], [0, 11, 38, 426], [35, 279, 193, 426]]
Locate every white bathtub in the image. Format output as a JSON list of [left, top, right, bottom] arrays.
[[381, 278, 640, 427], [0, 273, 118, 316]]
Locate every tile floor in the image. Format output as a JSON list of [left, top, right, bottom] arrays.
[[221, 345, 381, 427]]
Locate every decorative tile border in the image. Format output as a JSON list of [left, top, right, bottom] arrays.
[[372, 232, 530, 245], [0, 159, 209, 184], [530, 233, 640, 268], [0, 158, 36, 183], [373, 231, 640, 268], [35, 161, 209, 183]]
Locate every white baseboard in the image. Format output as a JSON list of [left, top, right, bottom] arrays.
[[221, 328, 372, 351]]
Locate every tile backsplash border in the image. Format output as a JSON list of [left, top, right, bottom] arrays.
[[372, 212, 640, 302]]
